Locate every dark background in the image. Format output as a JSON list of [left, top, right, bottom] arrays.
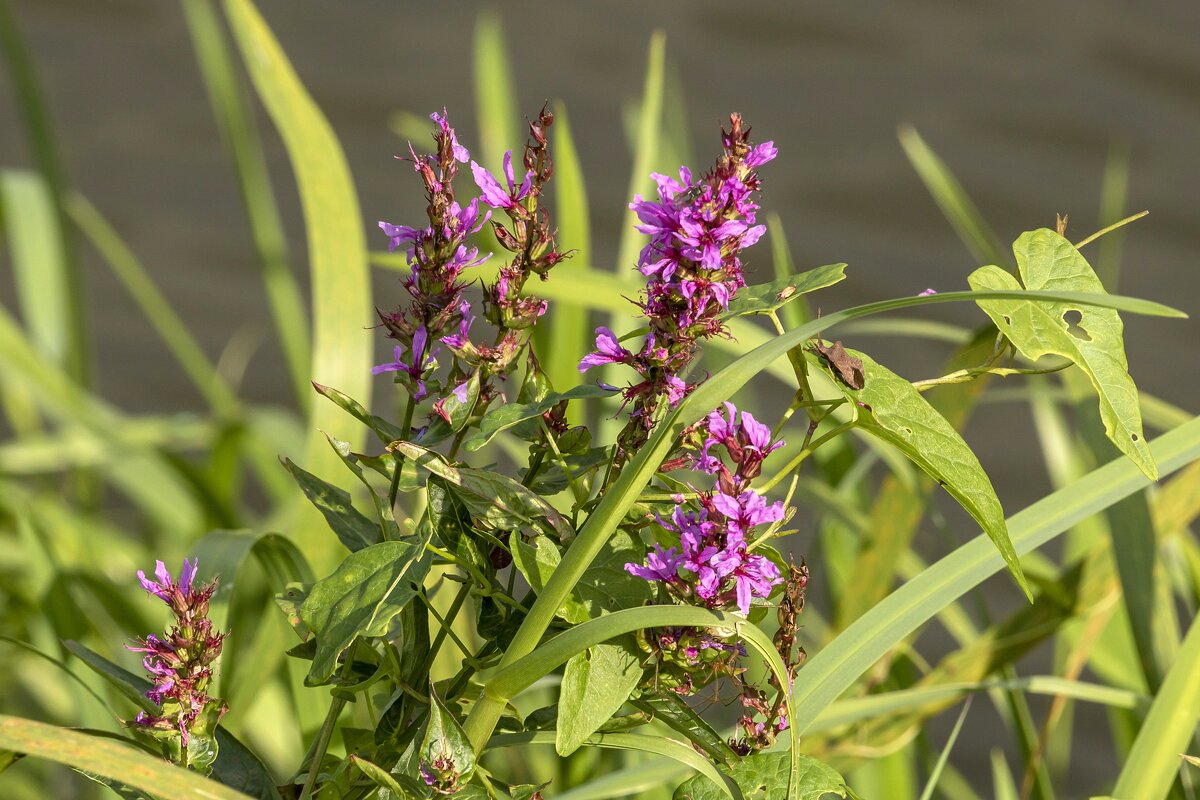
[[2, 1, 1198, 794]]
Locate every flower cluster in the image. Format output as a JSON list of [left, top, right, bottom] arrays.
[[126, 559, 227, 760], [626, 403, 786, 615], [376, 111, 491, 400], [580, 113, 775, 453], [376, 108, 567, 416]]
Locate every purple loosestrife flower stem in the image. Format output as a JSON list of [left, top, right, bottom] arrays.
[[387, 396, 418, 511]]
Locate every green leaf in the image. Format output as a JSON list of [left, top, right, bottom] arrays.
[[723, 263, 848, 319], [223, 0, 372, 567], [464, 385, 617, 452], [312, 382, 406, 445], [0, 716, 251, 800], [300, 538, 431, 684], [512, 531, 650, 624], [556, 640, 645, 756], [395, 442, 573, 541], [63, 640, 154, 713], [970, 228, 1156, 479], [420, 689, 477, 790], [348, 755, 421, 799], [282, 457, 381, 553], [674, 752, 847, 800], [426, 476, 489, 578], [628, 692, 740, 766], [488, 730, 738, 800], [441, 370, 481, 432], [1110, 612, 1200, 800], [816, 347, 1026, 596]]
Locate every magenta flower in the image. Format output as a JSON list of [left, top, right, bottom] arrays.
[[373, 327, 439, 400], [137, 558, 197, 603], [579, 327, 632, 372], [625, 545, 686, 583], [698, 402, 784, 478], [431, 109, 469, 163], [127, 560, 226, 749], [711, 490, 785, 537], [471, 151, 533, 210]]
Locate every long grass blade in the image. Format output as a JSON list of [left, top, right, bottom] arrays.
[[182, 0, 310, 409], [472, 9, 519, 174], [0, 715, 252, 799], [223, 0, 372, 565], [1110, 612, 1200, 800], [918, 699, 972, 800], [0, 0, 86, 383], [898, 125, 1008, 268], [792, 416, 1200, 734], [67, 192, 239, 415], [543, 102, 592, 396]]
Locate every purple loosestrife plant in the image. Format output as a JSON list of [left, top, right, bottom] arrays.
[[126, 559, 227, 772], [376, 107, 568, 444], [625, 401, 802, 753], [581, 113, 775, 461]]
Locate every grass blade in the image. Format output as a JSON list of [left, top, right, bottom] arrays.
[[0, 0, 86, 383], [899, 125, 1008, 268], [0, 715, 252, 799], [792, 416, 1200, 734], [182, 0, 310, 409], [223, 0, 373, 565], [67, 192, 239, 415], [472, 9, 519, 175], [614, 31, 666, 275], [1110, 612, 1200, 800], [543, 102, 592, 396], [1, 170, 69, 369], [918, 699, 972, 800]]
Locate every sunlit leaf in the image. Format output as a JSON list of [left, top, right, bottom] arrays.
[[970, 228, 1156, 479]]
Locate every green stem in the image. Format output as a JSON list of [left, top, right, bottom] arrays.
[[298, 646, 357, 800], [387, 395, 417, 510], [756, 421, 857, 494]]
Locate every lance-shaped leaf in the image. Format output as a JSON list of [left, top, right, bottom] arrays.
[[282, 457, 380, 553], [674, 752, 847, 800], [629, 692, 740, 766], [464, 384, 617, 452], [814, 348, 1027, 597], [969, 228, 1156, 479], [723, 263, 848, 319], [394, 442, 573, 540], [300, 538, 431, 684], [312, 383, 405, 445]]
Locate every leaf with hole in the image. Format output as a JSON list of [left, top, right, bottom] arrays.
[[556, 639, 645, 756], [970, 228, 1156, 479]]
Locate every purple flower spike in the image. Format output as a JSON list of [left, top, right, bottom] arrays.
[[579, 327, 632, 372]]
